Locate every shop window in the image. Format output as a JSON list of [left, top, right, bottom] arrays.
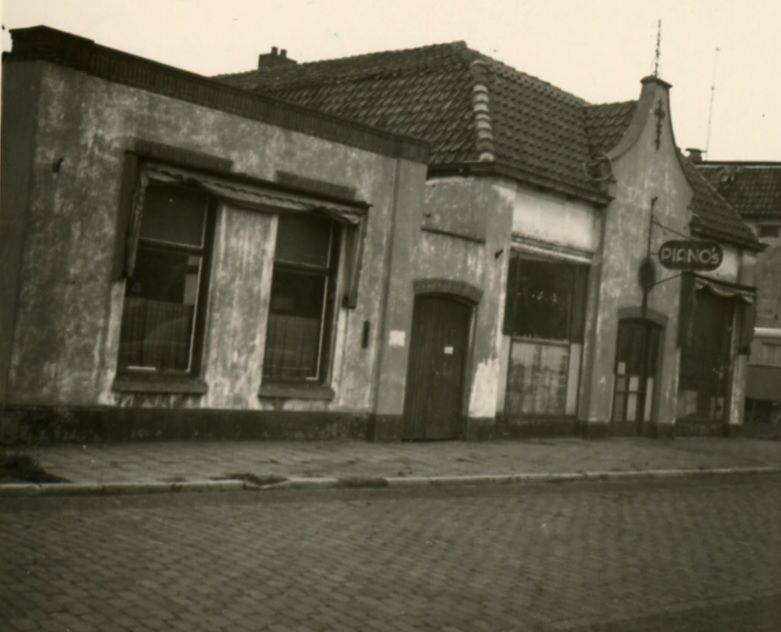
[[117, 184, 213, 374], [758, 225, 779, 238], [504, 254, 587, 341], [678, 289, 734, 420], [263, 214, 340, 382], [503, 253, 589, 416]]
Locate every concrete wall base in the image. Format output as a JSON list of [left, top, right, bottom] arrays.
[[0, 405, 371, 445], [496, 415, 580, 438]]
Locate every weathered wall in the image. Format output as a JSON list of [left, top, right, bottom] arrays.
[[370, 176, 514, 436], [583, 78, 693, 431], [511, 187, 601, 254], [4, 61, 426, 417], [0, 61, 44, 403]]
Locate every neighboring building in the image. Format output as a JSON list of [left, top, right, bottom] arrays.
[[0, 26, 428, 442], [695, 160, 781, 423], [0, 27, 762, 443]]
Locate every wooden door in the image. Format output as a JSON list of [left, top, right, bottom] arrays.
[[403, 295, 471, 440], [612, 319, 661, 433]]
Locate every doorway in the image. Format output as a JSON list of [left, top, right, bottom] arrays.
[[612, 318, 662, 433], [403, 295, 471, 440]]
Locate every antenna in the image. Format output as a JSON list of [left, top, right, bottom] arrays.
[[705, 47, 721, 156], [653, 19, 662, 77]]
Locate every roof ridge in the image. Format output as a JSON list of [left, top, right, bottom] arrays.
[[468, 59, 496, 162]]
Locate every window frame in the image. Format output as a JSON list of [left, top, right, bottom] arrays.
[[503, 251, 588, 343], [262, 214, 342, 386], [115, 181, 217, 383]]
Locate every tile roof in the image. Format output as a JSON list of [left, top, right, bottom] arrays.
[[584, 101, 637, 158], [218, 42, 616, 203], [679, 155, 761, 249], [217, 43, 760, 249], [696, 163, 781, 219]]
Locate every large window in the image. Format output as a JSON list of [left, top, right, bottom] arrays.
[[117, 184, 213, 374], [263, 214, 339, 382], [503, 253, 588, 416], [679, 289, 735, 421]]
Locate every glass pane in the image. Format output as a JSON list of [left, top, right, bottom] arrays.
[[505, 256, 586, 340], [275, 214, 333, 268], [119, 246, 200, 371], [140, 184, 207, 247], [626, 393, 638, 422], [264, 268, 327, 380], [614, 376, 627, 392], [505, 341, 569, 415], [644, 378, 654, 420]]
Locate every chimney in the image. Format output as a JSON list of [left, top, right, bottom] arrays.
[[686, 148, 705, 163], [258, 46, 297, 70]]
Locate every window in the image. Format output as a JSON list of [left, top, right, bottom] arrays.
[[678, 289, 734, 420], [504, 254, 587, 341], [263, 214, 340, 382], [117, 183, 213, 375], [758, 225, 780, 238], [760, 343, 781, 366], [503, 253, 589, 416]]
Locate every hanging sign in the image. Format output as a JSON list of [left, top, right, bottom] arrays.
[[658, 240, 723, 271]]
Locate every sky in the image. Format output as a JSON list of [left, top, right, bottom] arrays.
[[2, 0, 779, 161]]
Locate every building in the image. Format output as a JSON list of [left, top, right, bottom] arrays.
[[0, 27, 762, 443], [0, 26, 428, 442], [694, 160, 781, 423]]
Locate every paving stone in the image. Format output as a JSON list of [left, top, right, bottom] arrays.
[[0, 475, 779, 630]]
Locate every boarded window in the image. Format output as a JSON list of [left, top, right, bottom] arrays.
[[263, 214, 339, 382], [118, 184, 212, 373]]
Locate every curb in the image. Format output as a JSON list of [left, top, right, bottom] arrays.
[[1, 466, 779, 497], [0, 479, 248, 496]]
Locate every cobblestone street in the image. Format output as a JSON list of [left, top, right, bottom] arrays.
[[2, 474, 780, 631]]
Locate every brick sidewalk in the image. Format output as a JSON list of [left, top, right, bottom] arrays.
[[8, 437, 781, 485]]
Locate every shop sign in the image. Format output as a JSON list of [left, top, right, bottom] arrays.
[[658, 240, 723, 271]]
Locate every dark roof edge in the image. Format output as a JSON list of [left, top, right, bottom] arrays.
[[428, 162, 610, 206], [697, 161, 781, 167], [679, 152, 764, 252], [4, 26, 429, 163], [689, 225, 764, 251]]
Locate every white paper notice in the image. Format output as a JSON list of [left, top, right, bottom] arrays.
[[388, 330, 406, 347], [443, 345, 454, 355]]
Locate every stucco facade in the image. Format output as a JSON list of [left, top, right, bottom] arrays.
[[0, 27, 761, 443]]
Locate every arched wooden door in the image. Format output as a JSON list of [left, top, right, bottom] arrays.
[[403, 295, 471, 440]]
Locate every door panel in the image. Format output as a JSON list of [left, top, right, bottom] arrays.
[[612, 319, 661, 432], [404, 295, 471, 440]]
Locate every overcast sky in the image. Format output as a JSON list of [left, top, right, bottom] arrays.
[[3, 0, 779, 161]]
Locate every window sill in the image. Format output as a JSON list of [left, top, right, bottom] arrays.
[[113, 374, 208, 395], [258, 383, 335, 401]]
